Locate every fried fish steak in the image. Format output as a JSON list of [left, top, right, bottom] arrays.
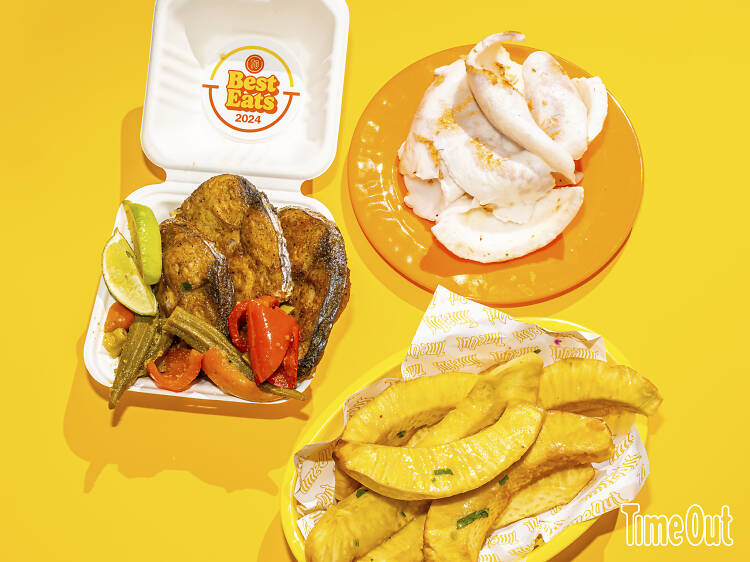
[[177, 174, 293, 303], [278, 207, 350, 379], [155, 219, 234, 333]]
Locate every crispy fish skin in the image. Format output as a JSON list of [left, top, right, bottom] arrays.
[[304, 489, 428, 562], [423, 411, 612, 562], [155, 219, 234, 333], [177, 174, 293, 303], [278, 207, 350, 379]]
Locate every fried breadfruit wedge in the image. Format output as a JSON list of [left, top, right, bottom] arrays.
[[304, 489, 428, 562], [335, 402, 544, 501], [408, 353, 543, 447], [342, 373, 479, 446], [493, 464, 595, 529], [423, 411, 612, 562], [177, 174, 293, 304], [355, 513, 427, 562], [335, 460, 362, 500], [278, 207, 350, 379], [538, 358, 662, 416], [155, 219, 234, 332]]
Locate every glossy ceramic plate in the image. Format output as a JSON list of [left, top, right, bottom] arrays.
[[280, 318, 648, 561], [348, 44, 643, 305]]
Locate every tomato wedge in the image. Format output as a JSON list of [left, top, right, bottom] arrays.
[[201, 347, 277, 402], [104, 302, 135, 332], [228, 300, 250, 352], [146, 348, 203, 392]]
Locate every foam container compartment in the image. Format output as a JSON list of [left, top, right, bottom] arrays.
[[83, 0, 349, 405]]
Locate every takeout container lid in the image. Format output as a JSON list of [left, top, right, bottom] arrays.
[[83, 0, 350, 405], [141, 0, 349, 189]]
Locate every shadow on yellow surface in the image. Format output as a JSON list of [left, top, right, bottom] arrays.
[[121, 107, 165, 199], [259, 513, 298, 561], [65, 331, 312, 494]]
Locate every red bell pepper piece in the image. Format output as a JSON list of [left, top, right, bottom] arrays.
[[228, 296, 280, 352], [201, 347, 277, 402], [247, 299, 296, 384], [267, 322, 299, 389], [146, 348, 203, 392], [228, 296, 300, 388]]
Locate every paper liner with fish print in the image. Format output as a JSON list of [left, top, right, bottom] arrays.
[[293, 287, 650, 559]]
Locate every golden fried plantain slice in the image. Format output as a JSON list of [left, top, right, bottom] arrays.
[[355, 514, 427, 562], [304, 489, 428, 562], [494, 465, 595, 528], [336, 402, 544, 501], [341, 373, 479, 446], [423, 411, 612, 562], [538, 358, 662, 415], [408, 353, 543, 447]]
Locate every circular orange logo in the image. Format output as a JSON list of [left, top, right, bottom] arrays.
[[245, 54, 264, 74], [202, 43, 302, 139]]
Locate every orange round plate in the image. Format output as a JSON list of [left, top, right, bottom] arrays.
[[348, 44, 643, 305]]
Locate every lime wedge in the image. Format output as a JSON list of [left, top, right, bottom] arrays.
[[123, 200, 162, 285], [102, 230, 158, 315]]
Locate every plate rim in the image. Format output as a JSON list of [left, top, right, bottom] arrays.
[[347, 43, 644, 306]]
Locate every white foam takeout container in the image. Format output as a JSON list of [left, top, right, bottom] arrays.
[[83, 0, 350, 404]]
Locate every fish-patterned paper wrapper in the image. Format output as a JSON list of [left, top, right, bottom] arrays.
[[294, 286, 649, 560]]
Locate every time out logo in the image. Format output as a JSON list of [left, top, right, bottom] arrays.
[[202, 44, 301, 139]]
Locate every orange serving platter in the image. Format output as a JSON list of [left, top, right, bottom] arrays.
[[348, 44, 643, 305]]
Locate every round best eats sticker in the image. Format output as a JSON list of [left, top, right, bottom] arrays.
[[202, 42, 302, 140]]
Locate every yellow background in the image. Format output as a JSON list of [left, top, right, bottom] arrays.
[[1, 0, 747, 560]]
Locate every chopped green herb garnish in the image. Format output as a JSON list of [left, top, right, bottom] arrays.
[[355, 489, 368, 498], [456, 509, 489, 529], [533, 348, 541, 354], [397, 430, 406, 438], [433, 468, 454, 476], [499, 475, 509, 486], [400, 511, 406, 518], [450, 530, 458, 540], [125, 250, 134, 260], [431, 477, 436, 483], [355, 539, 359, 547], [181, 281, 193, 291]]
